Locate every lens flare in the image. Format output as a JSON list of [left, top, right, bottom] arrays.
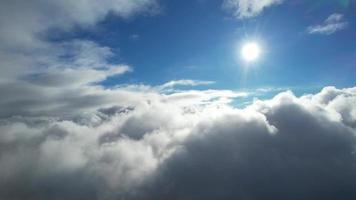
[[241, 42, 260, 62]]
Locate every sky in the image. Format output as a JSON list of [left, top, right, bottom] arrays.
[[49, 0, 356, 91], [1, 0, 356, 200]]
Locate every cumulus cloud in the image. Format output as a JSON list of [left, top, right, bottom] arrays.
[[132, 88, 356, 200], [1, 87, 356, 199], [223, 0, 283, 18], [307, 13, 348, 35]]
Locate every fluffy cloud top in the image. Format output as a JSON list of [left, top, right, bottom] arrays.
[[223, 0, 283, 18], [307, 13, 348, 35], [1, 86, 356, 200]]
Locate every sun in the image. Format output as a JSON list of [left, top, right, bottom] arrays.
[[241, 42, 260, 62]]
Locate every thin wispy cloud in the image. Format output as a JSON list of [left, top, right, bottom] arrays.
[[307, 13, 348, 35], [130, 34, 140, 41], [223, 0, 283, 18], [160, 79, 215, 89]]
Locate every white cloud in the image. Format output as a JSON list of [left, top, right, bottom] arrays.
[[223, 0, 283, 18], [0, 0, 156, 118], [307, 13, 348, 35], [0, 0, 158, 48], [0, 0, 158, 80], [1, 87, 356, 199], [158, 80, 215, 91]]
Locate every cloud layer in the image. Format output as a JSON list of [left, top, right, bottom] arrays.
[[1, 86, 356, 200]]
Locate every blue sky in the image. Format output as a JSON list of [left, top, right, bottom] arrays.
[[48, 0, 356, 94]]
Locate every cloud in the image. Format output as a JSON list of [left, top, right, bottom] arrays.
[[130, 34, 141, 41], [1, 87, 356, 199], [24, 40, 132, 87], [0, 0, 155, 118], [223, 0, 283, 18], [159, 80, 215, 91], [160, 79, 214, 88], [127, 87, 356, 200], [0, 0, 158, 49], [0, 40, 136, 118], [0, 0, 158, 81], [307, 13, 348, 35]]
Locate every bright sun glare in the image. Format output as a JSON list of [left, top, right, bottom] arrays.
[[241, 42, 260, 62]]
